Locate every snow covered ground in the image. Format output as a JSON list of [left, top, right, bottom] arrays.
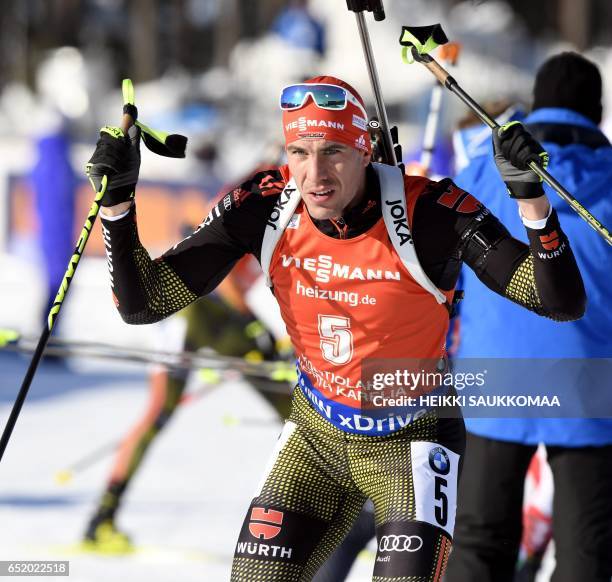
[[0, 352, 379, 581]]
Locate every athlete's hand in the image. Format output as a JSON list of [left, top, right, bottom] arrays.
[[493, 121, 549, 199], [86, 125, 141, 206]]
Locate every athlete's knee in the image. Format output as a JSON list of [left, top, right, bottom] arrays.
[[231, 502, 328, 580], [374, 520, 451, 580]]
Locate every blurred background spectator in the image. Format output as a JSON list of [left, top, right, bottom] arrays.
[[271, 0, 326, 56]]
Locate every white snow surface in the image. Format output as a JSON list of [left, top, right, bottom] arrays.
[[0, 354, 378, 581]]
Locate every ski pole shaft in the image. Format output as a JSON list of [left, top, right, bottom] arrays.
[[0, 179, 110, 464], [354, 12, 396, 165], [3, 333, 293, 385], [0, 102, 135, 467], [355, 13, 396, 165], [55, 438, 119, 484], [347, 0, 397, 166]]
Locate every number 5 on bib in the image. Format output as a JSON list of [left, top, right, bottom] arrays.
[[318, 315, 354, 365]]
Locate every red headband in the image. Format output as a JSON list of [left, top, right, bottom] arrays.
[[282, 76, 371, 154]]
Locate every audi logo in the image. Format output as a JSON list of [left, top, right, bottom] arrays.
[[378, 534, 423, 552]]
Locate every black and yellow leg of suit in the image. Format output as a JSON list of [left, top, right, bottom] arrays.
[[231, 389, 465, 582]]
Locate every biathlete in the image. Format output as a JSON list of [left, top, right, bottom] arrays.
[[87, 76, 585, 580]]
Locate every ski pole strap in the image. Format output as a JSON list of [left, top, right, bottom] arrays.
[[399, 24, 448, 62], [121, 78, 137, 132], [399, 24, 458, 89], [122, 78, 135, 106], [120, 78, 187, 158], [136, 120, 188, 158]]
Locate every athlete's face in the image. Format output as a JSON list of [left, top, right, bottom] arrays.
[[286, 139, 370, 220]]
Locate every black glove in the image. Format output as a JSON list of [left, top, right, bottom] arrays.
[[86, 125, 141, 207], [493, 121, 549, 199]]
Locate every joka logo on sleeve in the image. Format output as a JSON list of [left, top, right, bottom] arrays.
[[248, 507, 284, 540]]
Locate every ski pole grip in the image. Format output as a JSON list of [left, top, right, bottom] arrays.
[[121, 112, 134, 134], [346, 0, 386, 19], [121, 78, 137, 134], [372, 0, 385, 21], [418, 54, 454, 88]]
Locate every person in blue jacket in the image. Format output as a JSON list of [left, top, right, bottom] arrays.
[[445, 52, 612, 582], [31, 125, 76, 335], [271, 0, 326, 56]]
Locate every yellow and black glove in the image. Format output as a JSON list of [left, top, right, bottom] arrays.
[[86, 124, 141, 206]]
